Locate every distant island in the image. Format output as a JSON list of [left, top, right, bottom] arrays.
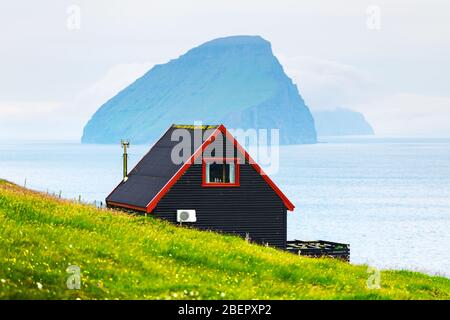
[[82, 35, 317, 145], [313, 108, 374, 137]]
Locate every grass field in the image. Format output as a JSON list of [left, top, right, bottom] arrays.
[[0, 179, 449, 299]]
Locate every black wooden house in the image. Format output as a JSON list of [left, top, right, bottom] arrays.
[[106, 124, 294, 249]]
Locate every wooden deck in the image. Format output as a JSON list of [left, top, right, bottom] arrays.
[[286, 240, 350, 262]]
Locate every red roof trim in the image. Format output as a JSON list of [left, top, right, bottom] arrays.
[[144, 124, 295, 213], [218, 125, 295, 211], [107, 201, 147, 212], [145, 127, 223, 213]]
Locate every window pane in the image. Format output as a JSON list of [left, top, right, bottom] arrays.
[[205, 163, 210, 183], [205, 160, 237, 184], [224, 163, 230, 183], [229, 163, 235, 183], [209, 163, 224, 183]]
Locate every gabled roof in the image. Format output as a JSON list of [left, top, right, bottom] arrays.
[[106, 124, 295, 212]]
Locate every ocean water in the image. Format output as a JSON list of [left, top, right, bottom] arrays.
[[0, 137, 449, 277]]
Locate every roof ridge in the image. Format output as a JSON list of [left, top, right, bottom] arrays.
[[172, 124, 220, 129]]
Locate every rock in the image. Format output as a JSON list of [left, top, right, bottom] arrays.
[[313, 108, 374, 136], [82, 36, 317, 145]]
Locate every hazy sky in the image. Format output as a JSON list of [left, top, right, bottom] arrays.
[[0, 0, 449, 140]]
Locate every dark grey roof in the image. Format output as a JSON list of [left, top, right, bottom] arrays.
[[106, 125, 218, 208]]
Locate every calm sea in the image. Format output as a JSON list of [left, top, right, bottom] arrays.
[[1, 136, 449, 277]]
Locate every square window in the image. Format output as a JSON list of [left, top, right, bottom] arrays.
[[202, 158, 240, 187]]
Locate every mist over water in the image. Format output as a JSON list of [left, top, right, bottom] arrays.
[[1, 137, 449, 277]]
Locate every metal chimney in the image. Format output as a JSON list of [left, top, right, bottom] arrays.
[[121, 140, 130, 181]]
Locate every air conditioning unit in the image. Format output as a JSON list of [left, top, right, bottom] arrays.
[[177, 209, 197, 223]]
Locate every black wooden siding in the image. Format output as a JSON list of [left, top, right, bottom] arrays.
[[154, 162, 287, 249]]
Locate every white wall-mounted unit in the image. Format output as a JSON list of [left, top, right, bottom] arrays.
[[177, 209, 197, 223]]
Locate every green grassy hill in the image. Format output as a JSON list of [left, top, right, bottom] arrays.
[[0, 179, 449, 300]]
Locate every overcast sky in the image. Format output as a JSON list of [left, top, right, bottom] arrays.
[[0, 0, 449, 140]]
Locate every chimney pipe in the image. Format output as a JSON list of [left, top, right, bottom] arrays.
[[121, 140, 130, 181]]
